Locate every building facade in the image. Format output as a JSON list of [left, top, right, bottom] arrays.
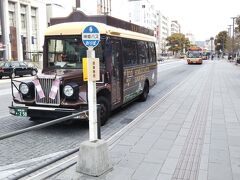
[[156, 11, 170, 54], [185, 33, 196, 45], [171, 20, 181, 34], [68, 0, 111, 16], [128, 0, 156, 30], [0, 0, 47, 62]]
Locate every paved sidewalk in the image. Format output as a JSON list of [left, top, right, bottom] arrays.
[[28, 60, 240, 180]]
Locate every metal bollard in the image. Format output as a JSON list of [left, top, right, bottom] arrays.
[[97, 104, 101, 139]]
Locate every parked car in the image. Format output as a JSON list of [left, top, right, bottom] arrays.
[[179, 53, 186, 59], [157, 53, 168, 62], [0, 61, 38, 79]]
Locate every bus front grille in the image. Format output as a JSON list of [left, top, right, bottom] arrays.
[[35, 78, 60, 106]]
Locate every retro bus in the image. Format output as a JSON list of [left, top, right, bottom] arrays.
[[9, 11, 157, 125], [186, 47, 203, 64]]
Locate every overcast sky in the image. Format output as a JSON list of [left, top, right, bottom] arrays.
[[153, 0, 240, 41]]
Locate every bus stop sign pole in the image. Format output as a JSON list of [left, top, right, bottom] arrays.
[[87, 48, 98, 141], [82, 25, 100, 142], [77, 25, 112, 176]]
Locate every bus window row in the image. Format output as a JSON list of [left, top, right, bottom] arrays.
[[122, 39, 156, 66]]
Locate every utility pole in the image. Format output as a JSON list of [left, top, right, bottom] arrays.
[[228, 25, 233, 55], [222, 39, 224, 54], [76, 0, 80, 8], [210, 37, 214, 55], [231, 17, 236, 59]]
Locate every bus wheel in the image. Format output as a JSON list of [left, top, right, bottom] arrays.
[[139, 82, 149, 102], [97, 96, 110, 126]]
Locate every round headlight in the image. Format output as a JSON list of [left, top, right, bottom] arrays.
[[63, 85, 74, 97], [19, 83, 29, 95]]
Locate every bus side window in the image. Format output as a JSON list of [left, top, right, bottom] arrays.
[[123, 39, 137, 66], [148, 42, 156, 63], [111, 39, 121, 77], [137, 41, 148, 64], [95, 41, 104, 68], [131, 41, 138, 65]]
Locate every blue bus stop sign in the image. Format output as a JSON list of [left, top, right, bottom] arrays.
[[82, 25, 100, 48]]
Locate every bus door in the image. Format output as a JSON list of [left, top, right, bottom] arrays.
[[111, 38, 122, 105]]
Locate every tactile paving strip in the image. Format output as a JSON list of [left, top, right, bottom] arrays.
[[172, 72, 212, 180]]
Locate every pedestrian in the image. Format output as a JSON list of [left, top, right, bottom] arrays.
[[211, 54, 214, 60]]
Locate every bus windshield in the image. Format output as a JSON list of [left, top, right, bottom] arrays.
[[187, 51, 202, 58], [47, 36, 105, 69], [47, 36, 90, 69]]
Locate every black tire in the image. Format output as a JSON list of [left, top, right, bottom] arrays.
[[139, 82, 149, 102], [0, 76, 2, 79], [31, 69, 37, 76], [97, 96, 110, 126]]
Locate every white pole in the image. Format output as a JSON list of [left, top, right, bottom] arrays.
[[87, 48, 98, 141]]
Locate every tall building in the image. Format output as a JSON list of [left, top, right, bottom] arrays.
[[69, 0, 111, 16], [171, 20, 181, 34], [156, 11, 170, 54], [0, 0, 47, 62], [128, 0, 156, 30], [185, 33, 196, 45]]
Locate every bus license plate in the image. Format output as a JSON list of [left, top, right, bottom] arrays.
[[15, 108, 27, 117]]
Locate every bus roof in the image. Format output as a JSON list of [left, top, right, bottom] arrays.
[[45, 21, 156, 42], [50, 11, 154, 36]]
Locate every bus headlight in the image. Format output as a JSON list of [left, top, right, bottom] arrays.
[[63, 83, 79, 100], [63, 85, 74, 97], [19, 83, 29, 95], [19, 82, 35, 100]]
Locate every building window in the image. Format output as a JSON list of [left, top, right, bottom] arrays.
[[31, 7, 37, 31], [8, 2, 15, 11], [21, 14, 26, 29], [20, 5, 27, 30], [9, 12, 15, 27], [8, 2, 16, 27]]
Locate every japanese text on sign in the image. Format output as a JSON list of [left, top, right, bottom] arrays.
[[82, 58, 100, 81]]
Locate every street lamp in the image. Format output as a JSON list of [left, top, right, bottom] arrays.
[[228, 25, 232, 37]]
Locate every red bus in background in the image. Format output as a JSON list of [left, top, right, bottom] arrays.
[[186, 47, 203, 64]]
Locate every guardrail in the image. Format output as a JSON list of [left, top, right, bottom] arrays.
[[0, 109, 101, 140]]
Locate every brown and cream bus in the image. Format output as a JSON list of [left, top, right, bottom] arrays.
[[9, 11, 157, 125]]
